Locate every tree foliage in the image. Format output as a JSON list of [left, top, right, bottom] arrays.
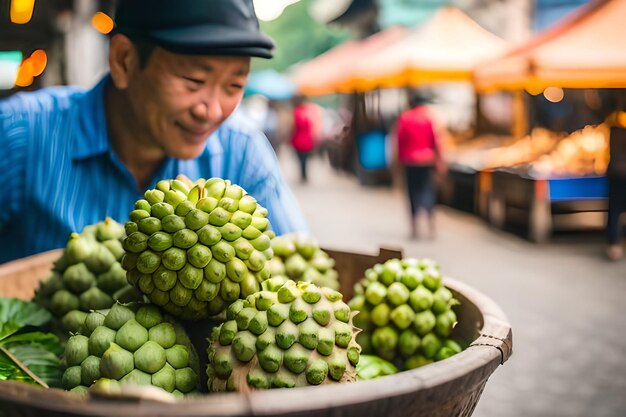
[[253, 0, 348, 73]]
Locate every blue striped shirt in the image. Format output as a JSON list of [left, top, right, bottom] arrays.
[[0, 76, 308, 263]]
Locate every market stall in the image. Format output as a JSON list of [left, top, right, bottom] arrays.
[[292, 7, 511, 189], [473, 0, 626, 92], [291, 7, 510, 94], [291, 25, 409, 97], [345, 6, 510, 91], [465, 125, 609, 242], [289, 26, 410, 184], [470, 0, 625, 241], [335, 6, 512, 197]]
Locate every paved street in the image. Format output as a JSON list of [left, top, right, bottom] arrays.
[[278, 149, 626, 417]]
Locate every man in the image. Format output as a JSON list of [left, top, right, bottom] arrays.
[[0, 0, 308, 263]]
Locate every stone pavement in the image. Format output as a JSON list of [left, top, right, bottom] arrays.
[[278, 149, 626, 417]]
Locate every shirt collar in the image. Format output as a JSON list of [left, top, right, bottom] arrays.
[[71, 75, 111, 160]]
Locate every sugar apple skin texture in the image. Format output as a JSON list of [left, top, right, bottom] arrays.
[[62, 303, 199, 397], [267, 234, 340, 291], [34, 218, 142, 334], [122, 177, 275, 320], [207, 279, 361, 391], [349, 258, 462, 370]]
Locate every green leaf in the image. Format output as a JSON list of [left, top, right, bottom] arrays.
[[3, 332, 63, 357], [0, 298, 61, 387], [0, 321, 21, 342], [4, 344, 61, 387], [0, 298, 52, 341], [0, 344, 62, 387]]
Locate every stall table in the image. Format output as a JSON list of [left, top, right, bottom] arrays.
[[484, 169, 607, 242]]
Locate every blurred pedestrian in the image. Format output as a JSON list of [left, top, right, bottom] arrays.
[[264, 100, 281, 152], [605, 108, 626, 261], [395, 92, 444, 239], [290, 96, 317, 183]]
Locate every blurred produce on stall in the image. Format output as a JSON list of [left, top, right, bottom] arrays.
[[482, 128, 562, 171], [441, 122, 611, 241], [446, 124, 609, 178], [455, 0, 625, 242], [530, 124, 609, 178], [443, 129, 558, 172]]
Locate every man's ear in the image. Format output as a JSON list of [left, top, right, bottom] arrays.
[[109, 34, 138, 90]]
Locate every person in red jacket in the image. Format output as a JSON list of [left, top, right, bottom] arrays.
[[290, 96, 318, 183], [396, 93, 443, 239]]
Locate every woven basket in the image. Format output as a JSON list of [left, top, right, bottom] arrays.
[[0, 248, 512, 417]]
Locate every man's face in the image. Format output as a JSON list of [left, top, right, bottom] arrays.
[[125, 47, 250, 160]]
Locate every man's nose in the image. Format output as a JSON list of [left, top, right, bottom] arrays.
[[191, 94, 223, 122]]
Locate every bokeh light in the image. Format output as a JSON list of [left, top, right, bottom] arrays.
[[14, 50, 47, 88], [525, 85, 543, 96], [616, 111, 626, 128], [10, 0, 35, 24], [14, 59, 34, 87], [254, 0, 300, 22], [91, 12, 114, 34], [30, 49, 47, 76], [543, 87, 564, 103]]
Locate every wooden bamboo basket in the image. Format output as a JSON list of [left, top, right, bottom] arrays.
[[0, 248, 512, 417]]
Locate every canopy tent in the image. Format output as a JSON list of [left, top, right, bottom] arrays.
[[344, 6, 509, 92], [474, 0, 626, 92], [290, 25, 408, 96]]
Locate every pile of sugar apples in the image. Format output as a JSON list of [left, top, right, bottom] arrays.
[[30, 176, 464, 398]]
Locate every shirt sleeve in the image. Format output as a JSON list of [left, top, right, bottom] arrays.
[[232, 129, 309, 236], [0, 99, 27, 233]]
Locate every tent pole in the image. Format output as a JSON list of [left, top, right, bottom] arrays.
[[474, 92, 490, 135], [512, 90, 528, 138]]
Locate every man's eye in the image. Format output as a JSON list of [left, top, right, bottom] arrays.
[[230, 83, 244, 90], [183, 76, 204, 85]]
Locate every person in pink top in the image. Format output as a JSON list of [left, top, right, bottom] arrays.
[[396, 93, 443, 239], [290, 96, 318, 183]]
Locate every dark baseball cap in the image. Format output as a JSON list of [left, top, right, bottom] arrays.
[[113, 0, 275, 58]]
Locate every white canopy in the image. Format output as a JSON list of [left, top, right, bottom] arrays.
[[346, 6, 510, 91], [291, 26, 408, 96]]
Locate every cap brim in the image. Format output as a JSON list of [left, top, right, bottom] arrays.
[[148, 24, 274, 58]]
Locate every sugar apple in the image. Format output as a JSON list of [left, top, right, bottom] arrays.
[[206, 279, 361, 391], [122, 177, 275, 320], [348, 258, 463, 369], [61, 302, 199, 397], [267, 234, 339, 290], [34, 218, 143, 334]]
